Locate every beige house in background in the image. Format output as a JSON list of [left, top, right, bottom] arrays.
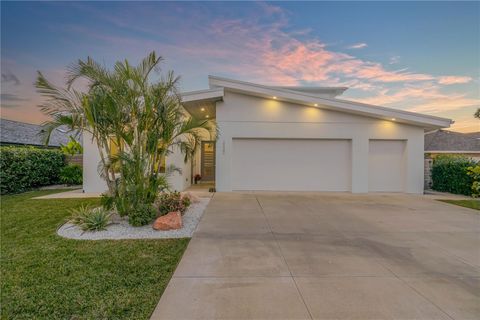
[[83, 76, 453, 194]]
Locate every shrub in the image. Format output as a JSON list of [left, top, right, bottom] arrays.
[[467, 165, 480, 198], [100, 193, 115, 210], [157, 191, 191, 216], [70, 205, 112, 231], [59, 164, 83, 185], [0, 146, 65, 194], [128, 203, 157, 227], [431, 155, 477, 196], [60, 136, 83, 156]]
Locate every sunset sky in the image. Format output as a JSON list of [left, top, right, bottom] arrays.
[[1, 1, 479, 132]]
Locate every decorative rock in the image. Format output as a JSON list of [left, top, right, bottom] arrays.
[[153, 211, 182, 230]]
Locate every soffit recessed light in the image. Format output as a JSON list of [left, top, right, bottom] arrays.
[[206, 115, 210, 118], [273, 96, 277, 99], [391, 118, 396, 121], [314, 103, 318, 107], [200, 107, 205, 112]]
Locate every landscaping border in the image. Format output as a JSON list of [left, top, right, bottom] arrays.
[[57, 198, 210, 240]]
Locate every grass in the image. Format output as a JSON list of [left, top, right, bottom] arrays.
[[1, 190, 189, 319], [438, 199, 480, 211]]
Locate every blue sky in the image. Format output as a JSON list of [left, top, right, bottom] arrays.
[[1, 1, 479, 131]]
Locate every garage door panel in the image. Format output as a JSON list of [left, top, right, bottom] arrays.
[[232, 139, 351, 191], [368, 140, 406, 192]]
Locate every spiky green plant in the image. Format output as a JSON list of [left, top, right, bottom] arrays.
[[70, 205, 112, 231], [37, 52, 215, 225]]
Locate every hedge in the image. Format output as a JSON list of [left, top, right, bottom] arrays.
[[0, 146, 66, 194], [431, 155, 477, 196], [59, 164, 83, 185]]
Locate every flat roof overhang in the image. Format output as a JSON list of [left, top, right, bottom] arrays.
[[208, 76, 453, 131], [181, 88, 223, 120]]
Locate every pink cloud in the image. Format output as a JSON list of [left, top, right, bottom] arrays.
[[408, 97, 479, 114], [5, 2, 476, 131], [198, 8, 477, 126], [437, 76, 473, 85], [353, 83, 479, 115], [204, 16, 460, 88]]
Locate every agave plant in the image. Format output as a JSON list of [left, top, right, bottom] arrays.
[[70, 205, 112, 232], [37, 52, 215, 225]]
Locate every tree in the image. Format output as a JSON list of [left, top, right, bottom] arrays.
[[36, 52, 215, 225], [475, 108, 480, 119]]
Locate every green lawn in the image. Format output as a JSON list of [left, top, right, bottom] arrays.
[[1, 190, 189, 319], [438, 199, 480, 211]]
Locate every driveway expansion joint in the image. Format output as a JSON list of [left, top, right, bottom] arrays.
[[255, 195, 315, 320]]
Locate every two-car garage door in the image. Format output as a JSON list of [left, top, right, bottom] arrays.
[[231, 138, 406, 192], [231, 139, 352, 191]]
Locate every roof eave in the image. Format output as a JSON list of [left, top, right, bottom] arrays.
[[180, 88, 224, 103], [208, 76, 453, 129]]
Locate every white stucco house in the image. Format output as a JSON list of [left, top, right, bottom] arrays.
[[83, 76, 452, 194]]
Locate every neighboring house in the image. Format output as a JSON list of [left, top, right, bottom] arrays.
[[0, 118, 81, 148], [425, 129, 480, 161], [83, 76, 453, 194]]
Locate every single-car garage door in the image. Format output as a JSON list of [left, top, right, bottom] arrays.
[[231, 138, 351, 191], [368, 140, 406, 192]]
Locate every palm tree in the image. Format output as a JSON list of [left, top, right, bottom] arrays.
[[475, 108, 480, 119], [36, 52, 215, 225]]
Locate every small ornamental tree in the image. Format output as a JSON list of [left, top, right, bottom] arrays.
[[36, 52, 215, 225]]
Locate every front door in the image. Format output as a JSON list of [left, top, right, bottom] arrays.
[[201, 141, 215, 182]]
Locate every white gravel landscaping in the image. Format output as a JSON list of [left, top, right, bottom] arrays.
[[57, 198, 211, 240]]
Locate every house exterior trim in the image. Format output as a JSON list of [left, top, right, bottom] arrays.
[[181, 88, 224, 103], [208, 76, 453, 130]]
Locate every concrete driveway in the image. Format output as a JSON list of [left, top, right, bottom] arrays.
[[151, 193, 480, 320]]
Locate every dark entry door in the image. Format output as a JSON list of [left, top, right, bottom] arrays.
[[201, 141, 215, 181]]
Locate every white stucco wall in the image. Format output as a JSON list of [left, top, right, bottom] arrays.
[[368, 140, 407, 192], [215, 91, 425, 193], [82, 132, 192, 193], [167, 147, 192, 192], [83, 131, 108, 193]]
